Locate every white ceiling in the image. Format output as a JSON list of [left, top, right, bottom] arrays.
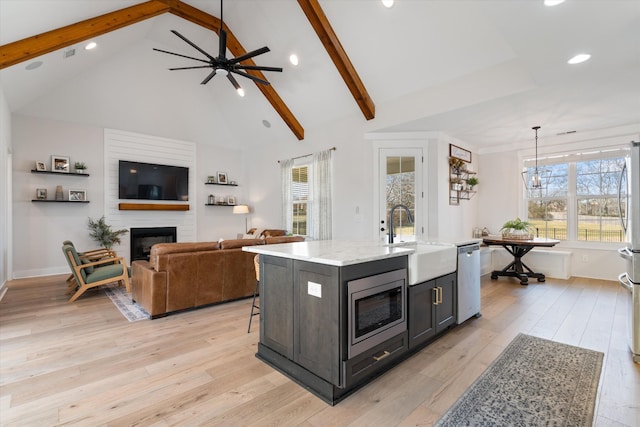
[[1, 0, 639, 151]]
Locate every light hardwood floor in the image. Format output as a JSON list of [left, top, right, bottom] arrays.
[[1, 274, 639, 426]]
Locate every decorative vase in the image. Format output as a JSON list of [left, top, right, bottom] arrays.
[[55, 185, 63, 201]]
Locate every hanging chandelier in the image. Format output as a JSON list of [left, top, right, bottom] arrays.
[[521, 126, 551, 196]]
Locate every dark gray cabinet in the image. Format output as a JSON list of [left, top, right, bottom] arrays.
[[293, 261, 341, 385], [260, 256, 294, 359], [408, 272, 456, 349], [260, 257, 341, 383], [258, 254, 409, 404]]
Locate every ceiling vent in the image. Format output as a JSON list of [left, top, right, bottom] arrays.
[[63, 48, 76, 59]]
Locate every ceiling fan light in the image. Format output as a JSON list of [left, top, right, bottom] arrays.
[[382, 0, 394, 8], [237, 87, 245, 97], [217, 68, 229, 76]]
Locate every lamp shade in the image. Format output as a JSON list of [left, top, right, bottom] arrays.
[[233, 205, 249, 214]]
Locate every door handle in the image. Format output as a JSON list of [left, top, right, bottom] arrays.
[[438, 287, 443, 304], [433, 287, 438, 305]]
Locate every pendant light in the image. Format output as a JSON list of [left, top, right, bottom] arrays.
[[521, 126, 550, 196]]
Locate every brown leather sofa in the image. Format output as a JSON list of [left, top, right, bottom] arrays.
[[131, 235, 304, 318]]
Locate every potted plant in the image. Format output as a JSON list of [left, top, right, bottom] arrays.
[[449, 157, 465, 174], [74, 161, 87, 174], [500, 217, 534, 240], [465, 176, 478, 190], [88, 216, 128, 249], [451, 177, 463, 191]]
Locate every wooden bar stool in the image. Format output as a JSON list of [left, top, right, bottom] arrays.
[[247, 254, 260, 333]]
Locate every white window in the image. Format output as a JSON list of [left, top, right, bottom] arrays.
[[291, 164, 311, 236], [524, 148, 628, 243]]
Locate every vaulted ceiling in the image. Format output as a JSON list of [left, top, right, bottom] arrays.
[[1, 0, 639, 150]]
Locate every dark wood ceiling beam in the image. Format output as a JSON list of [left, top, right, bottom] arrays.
[[297, 0, 375, 121], [165, 1, 304, 140], [0, 1, 170, 69], [0, 0, 304, 140]]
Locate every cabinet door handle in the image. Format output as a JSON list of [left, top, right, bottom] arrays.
[[433, 287, 438, 305], [437, 287, 443, 304], [373, 350, 390, 361]]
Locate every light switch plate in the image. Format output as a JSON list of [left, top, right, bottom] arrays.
[[308, 281, 322, 298]]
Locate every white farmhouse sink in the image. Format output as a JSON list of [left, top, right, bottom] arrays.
[[406, 243, 457, 285]]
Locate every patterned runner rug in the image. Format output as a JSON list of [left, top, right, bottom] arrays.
[[435, 333, 604, 427], [104, 283, 150, 322]]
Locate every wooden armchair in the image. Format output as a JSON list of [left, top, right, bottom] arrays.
[[62, 240, 117, 291], [62, 243, 130, 302]]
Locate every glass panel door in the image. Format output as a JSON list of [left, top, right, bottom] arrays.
[[378, 148, 422, 243]]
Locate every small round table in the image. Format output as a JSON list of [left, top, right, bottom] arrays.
[[482, 236, 560, 285]]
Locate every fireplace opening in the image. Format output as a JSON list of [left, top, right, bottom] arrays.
[[130, 227, 177, 261]]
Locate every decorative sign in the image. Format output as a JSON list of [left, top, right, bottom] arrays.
[[450, 144, 472, 163]]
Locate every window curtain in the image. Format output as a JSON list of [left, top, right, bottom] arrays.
[[311, 149, 332, 240], [280, 158, 293, 233]]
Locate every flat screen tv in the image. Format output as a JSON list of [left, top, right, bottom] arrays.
[[118, 160, 189, 201]]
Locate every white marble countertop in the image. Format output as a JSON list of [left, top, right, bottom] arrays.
[[242, 239, 415, 267]]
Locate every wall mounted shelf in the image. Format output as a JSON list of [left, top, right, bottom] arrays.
[[32, 200, 90, 203], [449, 162, 477, 205], [31, 170, 89, 177], [204, 182, 238, 187]]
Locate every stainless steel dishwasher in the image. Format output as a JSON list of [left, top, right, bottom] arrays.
[[457, 242, 481, 324]]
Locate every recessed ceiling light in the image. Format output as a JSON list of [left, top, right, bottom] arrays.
[[568, 54, 591, 64], [25, 61, 43, 70], [289, 54, 299, 66], [544, 0, 565, 6], [237, 87, 245, 97], [382, 0, 394, 8], [85, 42, 97, 50]]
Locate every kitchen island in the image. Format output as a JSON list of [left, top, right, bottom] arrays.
[[243, 240, 458, 404]]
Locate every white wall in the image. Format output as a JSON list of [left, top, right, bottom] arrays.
[[0, 86, 10, 295], [476, 128, 637, 281], [11, 115, 247, 278]]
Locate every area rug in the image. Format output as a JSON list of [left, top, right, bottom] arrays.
[[435, 333, 604, 427], [103, 283, 150, 322]]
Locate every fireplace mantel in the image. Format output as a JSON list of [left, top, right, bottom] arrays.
[[118, 203, 189, 211]]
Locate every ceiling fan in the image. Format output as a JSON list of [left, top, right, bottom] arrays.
[[153, 0, 282, 96]]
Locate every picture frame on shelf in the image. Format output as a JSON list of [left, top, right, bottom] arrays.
[[227, 196, 236, 205], [217, 171, 228, 184], [449, 144, 472, 163], [68, 189, 86, 201], [207, 175, 216, 184], [35, 161, 47, 171], [51, 155, 70, 173], [36, 188, 47, 200]]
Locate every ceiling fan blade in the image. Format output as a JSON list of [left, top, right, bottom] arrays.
[[171, 30, 216, 61], [153, 48, 210, 64], [230, 69, 270, 86], [169, 65, 213, 71], [227, 73, 241, 91], [228, 47, 270, 65], [201, 70, 217, 85], [219, 29, 227, 59], [235, 65, 283, 72]]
